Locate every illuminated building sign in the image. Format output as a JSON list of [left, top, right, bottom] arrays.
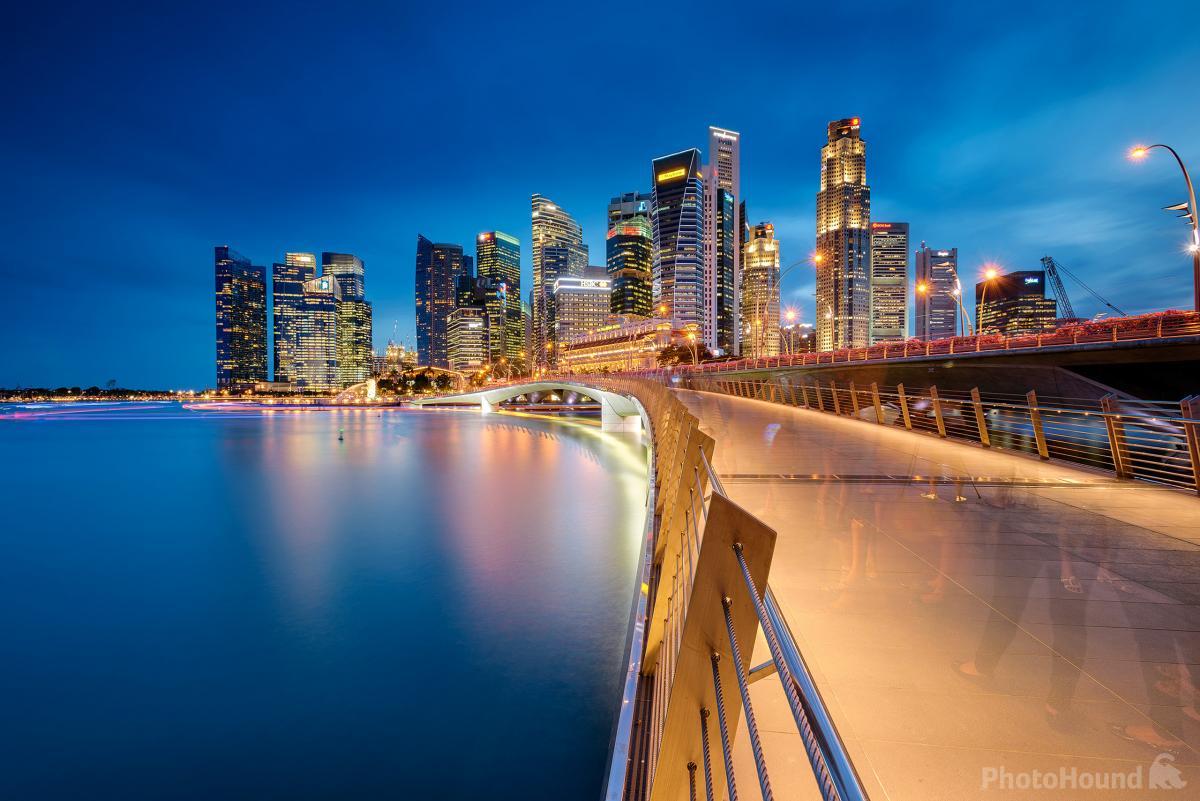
[[320, 280, 329, 290], [656, 167, 687, 182], [1024, 276, 1040, 285], [936, 251, 950, 257]]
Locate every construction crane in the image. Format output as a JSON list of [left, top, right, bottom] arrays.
[[1039, 256, 1127, 319]]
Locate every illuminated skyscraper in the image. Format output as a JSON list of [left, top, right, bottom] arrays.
[[292, 274, 341, 391], [415, 236, 467, 368], [531, 194, 587, 366], [704, 127, 740, 354], [271, 252, 316, 383], [975, 270, 1057, 336], [214, 245, 267, 389], [869, 222, 909, 343], [606, 211, 652, 318], [608, 191, 652, 226], [554, 267, 612, 345], [447, 305, 487, 372], [915, 244, 959, 339], [815, 117, 871, 351], [651, 149, 705, 330], [322, 252, 373, 386], [741, 223, 781, 358], [476, 231, 523, 364]]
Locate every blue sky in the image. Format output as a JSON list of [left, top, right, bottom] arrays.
[[2, 0, 1198, 388]]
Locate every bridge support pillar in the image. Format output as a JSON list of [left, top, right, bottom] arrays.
[[481, 397, 497, 415], [601, 397, 641, 432]]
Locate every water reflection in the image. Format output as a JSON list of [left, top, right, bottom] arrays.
[[0, 403, 646, 800]]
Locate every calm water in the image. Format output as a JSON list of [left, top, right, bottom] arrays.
[[0, 402, 648, 800]]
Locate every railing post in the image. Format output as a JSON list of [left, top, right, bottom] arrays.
[[1026, 390, 1049, 460], [1100, 394, 1131, 479], [848, 381, 861, 417], [830, 380, 842, 416], [871, 382, 884, 425], [929, 386, 947, 438], [897, 383, 912, 430], [1181, 395, 1200, 496], [799, 381, 810, 409], [814, 381, 825, 412], [970, 388, 990, 447]]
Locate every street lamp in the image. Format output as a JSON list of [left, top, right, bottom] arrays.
[[977, 266, 1000, 335], [685, 330, 699, 366], [1129, 143, 1200, 311]]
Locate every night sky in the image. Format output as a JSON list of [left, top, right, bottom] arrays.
[[3, 1, 1199, 388]]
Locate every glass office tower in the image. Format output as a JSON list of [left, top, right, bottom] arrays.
[[215, 245, 268, 389], [815, 117, 871, 351], [869, 222, 909, 343], [651, 149, 705, 330]]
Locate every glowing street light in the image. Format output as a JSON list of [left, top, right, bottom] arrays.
[[1129, 142, 1200, 310], [977, 265, 1002, 335]]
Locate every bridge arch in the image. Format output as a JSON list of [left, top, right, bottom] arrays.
[[410, 381, 643, 432]]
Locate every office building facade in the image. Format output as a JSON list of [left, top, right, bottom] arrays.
[[447, 305, 488, 372], [704, 127, 740, 354], [869, 222, 909, 343], [271, 252, 317, 383], [554, 268, 612, 345], [292, 274, 341, 391], [606, 213, 653, 318], [214, 245, 268, 389], [651, 149, 705, 331], [915, 244, 959, 340], [321, 252, 372, 385], [415, 236, 467, 368], [476, 231, 523, 364], [531, 194, 587, 366], [815, 118, 871, 351], [608, 192, 652, 226], [975, 270, 1058, 336], [741, 223, 781, 358]]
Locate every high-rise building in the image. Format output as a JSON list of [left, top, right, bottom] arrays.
[[554, 267, 612, 345], [704, 127, 740, 354], [741, 223, 781, 358], [606, 213, 653, 318], [476, 231, 523, 364], [975, 270, 1058, 336], [815, 117, 871, 351], [869, 222, 909, 343], [651, 149, 705, 330], [608, 192, 653, 226], [447, 305, 488, 372], [415, 236, 467, 368], [292, 274, 341, 391], [531, 194, 587, 366], [271, 252, 316, 383], [321, 252, 372, 386], [915, 244, 959, 340], [214, 245, 268, 390]]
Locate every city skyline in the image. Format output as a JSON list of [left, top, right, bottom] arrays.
[[5, 2, 1200, 387]]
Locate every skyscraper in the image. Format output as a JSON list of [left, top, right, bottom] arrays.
[[869, 222, 909, 343], [321, 252, 373, 386], [214, 245, 267, 389], [476, 231, 523, 364], [915, 244, 959, 340], [704, 127, 740, 354], [554, 267, 612, 346], [975, 270, 1057, 336], [606, 208, 653, 318], [608, 192, 652, 226], [415, 236, 467, 368], [271, 252, 316, 383], [292, 274, 341, 391], [741, 223, 781, 358], [447, 305, 487, 372], [815, 117, 871, 351], [651, 149, 705, 330], [531, 194, 587, 366]]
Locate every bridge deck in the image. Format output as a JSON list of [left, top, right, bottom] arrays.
[[678, 389, 1200, 799]]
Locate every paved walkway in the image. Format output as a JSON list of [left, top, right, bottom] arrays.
[[679, 389, 1200, 800]]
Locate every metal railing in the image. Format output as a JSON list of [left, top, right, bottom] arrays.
[[669, 309, 1200, 374], [687, 374, 1200, 495], [588, 377, 869, 801]]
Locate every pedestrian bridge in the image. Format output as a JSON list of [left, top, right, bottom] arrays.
[[409, 381, 643, 432]]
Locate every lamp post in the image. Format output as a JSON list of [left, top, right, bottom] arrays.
[[917, 280, 972, 336], [1129, 144, 1200, 311], [976, 266, 1000, 335], [685, 330, 700, 366]]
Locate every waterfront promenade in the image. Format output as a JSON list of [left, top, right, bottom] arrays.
[[680, 388, 1200, 799]]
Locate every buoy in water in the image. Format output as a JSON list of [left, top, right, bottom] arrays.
[[338, 427, 344, 441]]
